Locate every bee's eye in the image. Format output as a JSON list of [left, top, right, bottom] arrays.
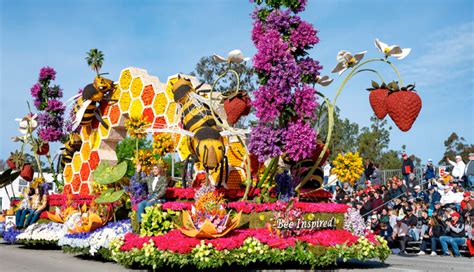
[[99, 86, 105, 90]]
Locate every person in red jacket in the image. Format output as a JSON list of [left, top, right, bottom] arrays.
[[461, 192, 472, 211], [401, 154, 415, 184]]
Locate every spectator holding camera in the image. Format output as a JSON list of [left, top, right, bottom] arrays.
[[439, 212, 466, 257]]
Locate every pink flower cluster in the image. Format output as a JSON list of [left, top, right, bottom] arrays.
[[227, 201, 349, 214], [250, 2, 321, 162], [119, 228, 367, 254], [165, 187, 261, 200]]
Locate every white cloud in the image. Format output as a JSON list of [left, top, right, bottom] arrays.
[[400, 22, 474, 88]]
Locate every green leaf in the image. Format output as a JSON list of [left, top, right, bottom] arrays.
[[371, 80, 379, 89], [93, 161, 127, 185], [95, 189, 125, 204]]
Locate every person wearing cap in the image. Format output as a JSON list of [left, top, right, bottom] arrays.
[[423, 159, 436, 182], [465, 153, 474, 190], [412, 185, 428, 203], [405, 208, 419, 240], [401, 154, 415, 184], [461, 191, 472, 211], [447, 155, 466, 182], [439, 212, 466, 257], [440, 185, 457, 206], [392, 215, 409, 254], [427, 186, 441, 210]]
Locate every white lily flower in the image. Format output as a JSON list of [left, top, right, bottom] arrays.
[[374, 38, 411, 60], [15, 113, 38, 134], [213, 49, 250, 64], [11, 135, 27, 143], [331, 50, 367, 75], [315, 75, 334, 86]]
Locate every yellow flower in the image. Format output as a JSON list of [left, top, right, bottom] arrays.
[[125, 117, 150, 139]]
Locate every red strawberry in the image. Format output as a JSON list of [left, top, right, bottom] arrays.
[[224, 92, 251, 125], [369, 88, 389, 119], [386, 86, 422, 132], [36, 142, 50, 156], [6, 159, 16, 169], [20, 163, 34, 181]]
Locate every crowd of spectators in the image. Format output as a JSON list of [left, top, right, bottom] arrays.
[[324, 152, 474, 257]]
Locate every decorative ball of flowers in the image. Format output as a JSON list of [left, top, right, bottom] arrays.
[[152, 133, 174, 157], [332, 152, 364, 185]]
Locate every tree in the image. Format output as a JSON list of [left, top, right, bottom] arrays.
[[357, 115, 391, 162], [379, 150, 401, 169], [319, 107, 360, 161], [439, 132, 474, 164], [86, 48, 104, 76], [190, 56, 256, 93]]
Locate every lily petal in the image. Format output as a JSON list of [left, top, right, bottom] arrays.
[[317, 76, 334, 86], [392, 48, 411, 60], [212, 54, 227, 63], [387, 45, 403, 56], [353, 51, 367, 62], [228, 49, 245, 63], [331, 62, 346, 74], [374, 39, 388, 53], [336, 50, 350, 63]]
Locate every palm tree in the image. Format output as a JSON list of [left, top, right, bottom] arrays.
[[85, 48, 104, 76]]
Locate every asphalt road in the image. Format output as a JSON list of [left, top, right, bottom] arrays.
[[0, 242, 472, 271]]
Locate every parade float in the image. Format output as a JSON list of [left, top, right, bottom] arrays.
[[0, 0, 425, 269]]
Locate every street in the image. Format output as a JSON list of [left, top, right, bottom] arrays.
[[0, 242, 472, 271]]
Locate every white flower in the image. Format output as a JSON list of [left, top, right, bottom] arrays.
[[15, 113, 38, 135], [374, 38, 411, 60], [331, 50, 367, 75], [315, 75, 334, 86], [213, 49, 250, 64]]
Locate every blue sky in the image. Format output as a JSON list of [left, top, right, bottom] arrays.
[[1, 0, 473, 165]]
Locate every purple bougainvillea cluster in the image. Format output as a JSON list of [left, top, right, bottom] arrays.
[[249, 0, 321, 162], [30, 67, 66, 142]]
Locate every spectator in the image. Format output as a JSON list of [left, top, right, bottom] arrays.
[[440, 186, 457, 206], [439, 212, 466, 257], [323, 160, 331, 187], [379, 222, 393, 246], [465, 153, 474, 189], [370, 190, 384, 213], [393, 216, 409, 254], [427, 186, 442, 210], [334, 185, 346, 202], [402, 154, 415, 183], [424, 159, 436, 182], [407, 173, 419, 193], [405, 208, 419, 240], [327, 168, 339, 193], [419, 217, 443, 256], [412, 185, 428, 203], [364, 159, 374, 182], [342, 182, 353, 195], [447, 155, 466, 182], [370, 163, 382, 186]]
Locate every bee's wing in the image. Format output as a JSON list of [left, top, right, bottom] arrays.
[[71, 99, 93, 131], [146, 127, 194, 137], [63, 93, 82, 131], [219, 128, 250, 137]]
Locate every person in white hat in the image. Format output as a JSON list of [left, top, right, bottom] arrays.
[[412, 185, 427, 202], [447, 155, 466, 182], [465, 153, 474, 189], [423, 159, 436, 182]]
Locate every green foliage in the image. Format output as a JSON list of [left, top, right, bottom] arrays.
[[357, 115, 391, 163], [379, 150, 402, 169], [191, 56, 256, 94], [140, 205, 178, 236], [94, 188, 125, 204], [439, 132, 474, 164], [93, 161, 128, 185], [86, 48, 104, 75], [116, 137, 151, 176]]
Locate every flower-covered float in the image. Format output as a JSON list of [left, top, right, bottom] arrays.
[[1, 0, 425, 270]]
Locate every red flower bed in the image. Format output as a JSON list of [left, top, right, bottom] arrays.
[[165, 187, 261, 200], [162, 201, 193, 211], [120, 228, 365, 254], [227, 201, 349, 214], [300, 189, 332, 199], [47, 193, 94, 206]]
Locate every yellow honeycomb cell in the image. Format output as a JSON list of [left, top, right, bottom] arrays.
[[63, 164, 73, 183], [129, 99, 144, 119], [227, 141, 246, 167], [152, 92, 167, 115], [130, 77, 144, 98], [99, 118, 110, 138], [80, 141, 91, 161], [72, 153, 82, 173], [119, 69, 132, 90], [165, 102, 177, 124], [119, 91, 132, 113], [177, 135, 192, 161], [165, 77, 178, 101], [80, 125, 91, 142], [90, 130, 101, 150], [110, 84, 121, 101]]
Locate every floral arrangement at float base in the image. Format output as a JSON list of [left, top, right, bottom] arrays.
[[332, 152, 364, 185], [140, 205, 178, 236], [59, 219, 132, 257], [110, 228, 390, 270], [16, 222, 67, 246], [179, 184, 242, 238]]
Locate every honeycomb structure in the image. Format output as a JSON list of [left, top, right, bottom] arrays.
[[62, 68, 248, 194]]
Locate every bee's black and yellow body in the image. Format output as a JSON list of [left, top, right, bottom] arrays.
[[73, 76, 114, 129], [172, 76, 225, 171], [60, 133, 82, 168]]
